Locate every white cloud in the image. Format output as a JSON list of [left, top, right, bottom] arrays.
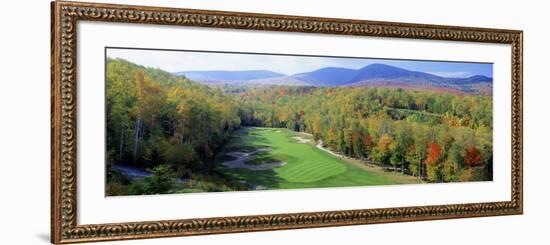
[[426, 71, 473, 78], [106, 48, 370, 75]]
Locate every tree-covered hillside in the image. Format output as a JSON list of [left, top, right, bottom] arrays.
[[235, 86, 493, 182], [106, 58, 241, 195]]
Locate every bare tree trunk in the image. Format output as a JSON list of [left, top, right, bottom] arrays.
[[171, 120, 175, 137], [401, 155, 405, 174], [420, 160, 426, 178], [180, 120, 185, 144], [417, 155, 421, 181], [149, 115, 155, 145], [140, 118, 144, 139], [119, 122, 125, 162], [133, 116, 141, 160]]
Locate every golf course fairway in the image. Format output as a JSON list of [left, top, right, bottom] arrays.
[[217, 127, 418, 190]]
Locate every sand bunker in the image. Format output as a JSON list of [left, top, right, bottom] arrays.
[[293, 136, 311, 143], [316, 140, 345, 158]]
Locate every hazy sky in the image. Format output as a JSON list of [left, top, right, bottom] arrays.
[[107, 48, 493, 78]]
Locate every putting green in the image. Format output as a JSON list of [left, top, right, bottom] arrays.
[[218, 127, 414, 189]]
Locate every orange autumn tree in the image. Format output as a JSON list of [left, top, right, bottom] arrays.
[[426, 142, 442, 166], [363, 132, 374, 156], [425, 141, 443, 182], [464, 147, 483, 167], [363, 133, 373, 148]]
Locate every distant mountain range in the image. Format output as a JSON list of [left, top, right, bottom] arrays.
[[175, 63, 493, 95], [174, 70, 285, 81]]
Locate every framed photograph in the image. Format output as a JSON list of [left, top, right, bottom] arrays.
[[51, 1, 523, 243]]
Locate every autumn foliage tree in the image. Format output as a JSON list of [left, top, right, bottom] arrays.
[[372, 134, 395, 167], [426, 142, 442, 166], [106, 58, 241, 175], [464, 146, 483, 167]]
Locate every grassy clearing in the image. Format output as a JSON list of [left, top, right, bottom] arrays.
[[217, 127, 418, 190]]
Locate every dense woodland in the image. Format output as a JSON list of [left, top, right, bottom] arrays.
[[234, 85, 493, 183], [106, 58, 493, 195], [106, 58, 242, 195]]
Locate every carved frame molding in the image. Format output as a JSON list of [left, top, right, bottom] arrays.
[[51, 1, 523, 243]]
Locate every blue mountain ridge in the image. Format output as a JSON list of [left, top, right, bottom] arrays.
[[174, 63, 492, 94], [294, 63, 492, 86]]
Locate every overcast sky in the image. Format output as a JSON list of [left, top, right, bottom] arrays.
[[106, 48, 493, 78]]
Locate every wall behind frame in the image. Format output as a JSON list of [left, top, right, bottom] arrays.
[[0, 0, 547, 244]]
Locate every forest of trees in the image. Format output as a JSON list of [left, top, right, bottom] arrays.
[[106, 58, 242, 195], [106, 58, 493, 195], [234, 85, 493, 183]]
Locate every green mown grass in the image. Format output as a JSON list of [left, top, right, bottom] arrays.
[[217, 127, 417, 190]]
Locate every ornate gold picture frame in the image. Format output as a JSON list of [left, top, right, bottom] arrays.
[[51, 1, 523, 243]]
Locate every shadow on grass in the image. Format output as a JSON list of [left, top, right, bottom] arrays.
[[216, 127, 287, 189], [223, 127, 273, 152], [223, 168, 284, 189]]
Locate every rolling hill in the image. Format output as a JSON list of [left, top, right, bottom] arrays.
[[175, 63, 493, 95], [292, 67, 358, 86]]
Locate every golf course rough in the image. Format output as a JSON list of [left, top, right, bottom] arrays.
[[218, 127, 414, 190]]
